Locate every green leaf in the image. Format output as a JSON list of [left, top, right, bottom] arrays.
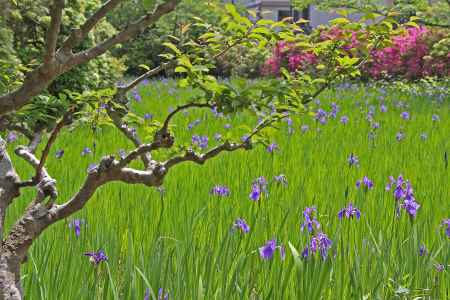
[[142, 0, 155, 10], [162, 42, 181, 56], [330, 17, 350, 25], [138, 64, 150, 71], [288, 242, 302, 267]]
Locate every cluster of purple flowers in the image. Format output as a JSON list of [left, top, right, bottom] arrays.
[[330, 102, 339, 119], [131, 89, 142, 102], [338, 203, 361, 220], [249, 176, 268, 201], [386, 175, 420, 218], [259, 239, 285, 260], [211, 106, 224, 118], [356, 176, 374, 190], [233, 218, 250, 233], [302, 232, 333, 260], [192, 135, 208, 149], [301, 207, 321, 233], [315, 108, 328, 125], [210, 185, 230, 197]]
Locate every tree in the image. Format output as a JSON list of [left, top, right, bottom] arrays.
[[0, 1, 395, 298]]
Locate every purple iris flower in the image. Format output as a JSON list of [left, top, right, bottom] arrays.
[[224, 123, 232, 129], [442, 219, 450, 238], [396, 132, 404, 142], [401, 198, 420, 217], [69, 219, 85, 237], [187, 119, 201, 130], [267, 143, 279, 153], [241, 134, 249, 143], [6, 131, 17, 143], [400, 111, 410, 120], [386, 175, 420, 218], [259, 240, 285, 260], [132, 90, 142, 102], [84, 250, 108, 265], [158, 288, 169, 300], [192, 135, 208, 149], [87, 163, 98, 173], [420, 133, 428, 140], [301, 125, 309, 133], [315, 108, 328, 125], [419, 244, 428, 256], [249, 176, 268, 201], [55, 149, 64, 159], [301, 207, 321, 233], [144, 288, 150, 300], [142, 79, 149, 86], [371, 122, 380, 129], [362, 176, 374, 189], [338, 203, 361, 220], [233, 218, 250, 233], [81, 147, 91, 156], [436, 264, 445, 272], [348, 153, 359, 167], [214, 133, 222, 141], [309, 232, 332, 259], [274, 174, 288, 186], [143, 113, 153, 120], [211, 106, 224, 118], [330, 103, 339, 119], [210, 185, 230, 197], [249, 183, 261, 201], [340, 116, 349, 124], [380, 104, 387, 112], [432, 114, 440, 122]]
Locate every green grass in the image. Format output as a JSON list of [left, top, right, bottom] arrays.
[[6, 80, 450, 299]]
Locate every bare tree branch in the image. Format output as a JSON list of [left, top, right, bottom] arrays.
[[117, 61, 174, 95], [164, 141, 251, 170], [61, 0, 123, 51], [68, 0, 179, 67], [44, 0, 65, 63], [35, 111, 72, 181], [0, 0, 180, 116], [0, 137, 21, 241], [105, 103, 151, 168], [27, 131, 43, 154], [161, 102, 213, 134]]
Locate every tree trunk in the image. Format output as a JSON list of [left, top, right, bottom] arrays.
[[0, 252, 22, 300]]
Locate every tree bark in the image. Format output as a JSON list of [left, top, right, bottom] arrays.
[[0, 253, 22, 300]]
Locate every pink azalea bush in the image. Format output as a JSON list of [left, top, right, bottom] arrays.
[[264, 25, 450, 80]]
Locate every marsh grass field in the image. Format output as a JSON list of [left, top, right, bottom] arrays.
[[5, 80, 450, 299]]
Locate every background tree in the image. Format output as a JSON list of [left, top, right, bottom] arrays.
[[0, 0, 396, 298]]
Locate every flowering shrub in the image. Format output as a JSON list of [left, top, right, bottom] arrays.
[[264, 25, 450, 80]]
